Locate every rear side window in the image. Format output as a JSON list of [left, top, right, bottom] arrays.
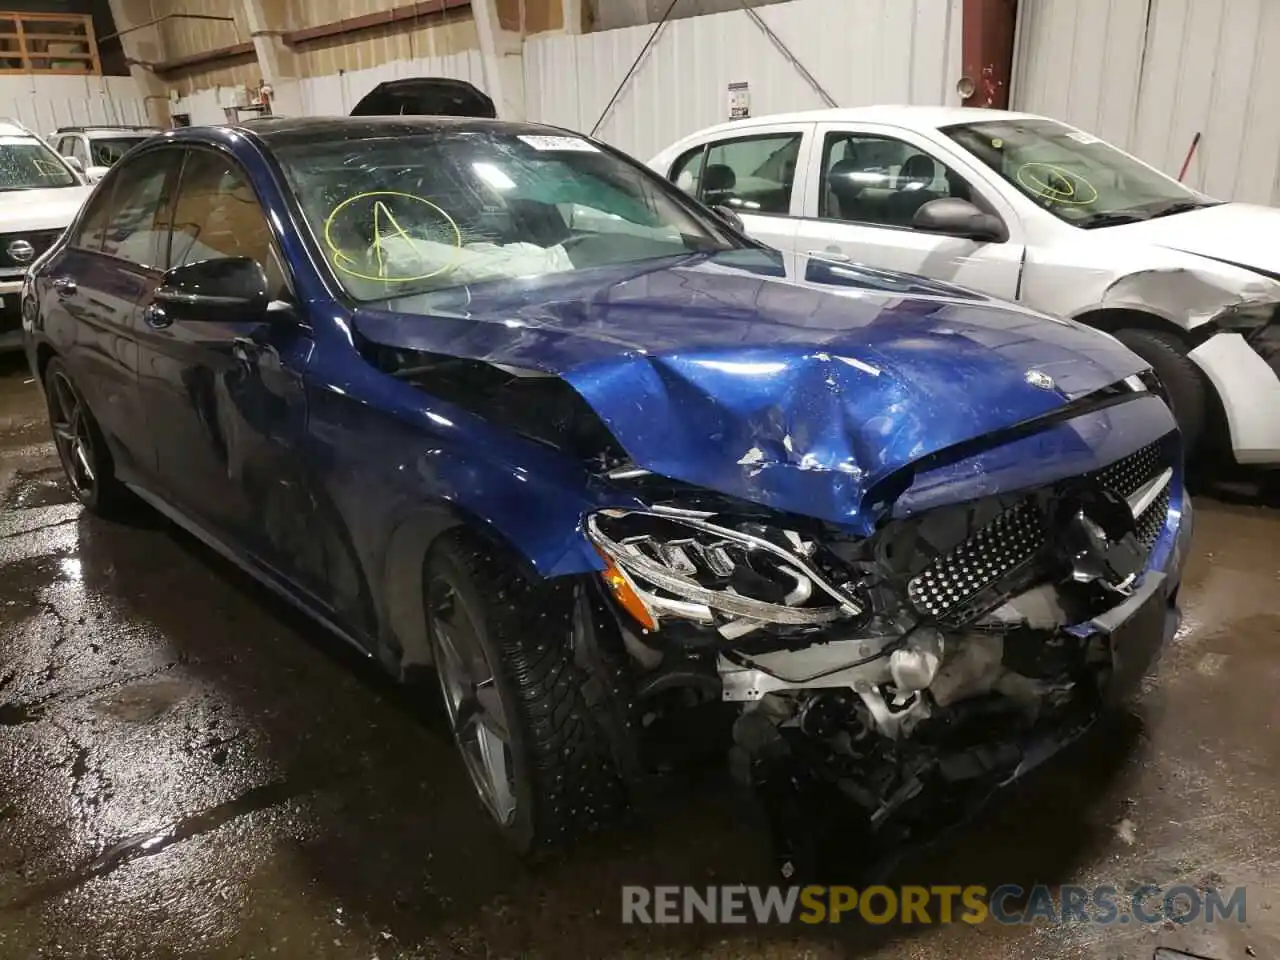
[[99, 150, 181, 267], [678, 133, 802, 216]]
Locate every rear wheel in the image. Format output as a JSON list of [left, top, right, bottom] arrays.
[[425, 531, 629, 854], [43, 359, 132, 518], [1113, 328, 1209, 453]]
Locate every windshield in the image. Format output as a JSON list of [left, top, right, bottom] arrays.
[[0, 135, 76, 190], [89, 136, 148, 167], [943, 118, 1216, 228], [273, 130, 736, 302]]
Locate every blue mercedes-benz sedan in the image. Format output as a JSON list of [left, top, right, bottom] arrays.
[[21, 116, 1192, 871]]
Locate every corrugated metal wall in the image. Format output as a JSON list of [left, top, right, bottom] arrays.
[[170, 49, 488, 124], [526, 0, 963, 161], [0, 75, 151, 133], [1012, 0, 1280, 205]]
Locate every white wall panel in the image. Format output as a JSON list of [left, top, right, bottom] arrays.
[[171, 51, 488, 127], [0, 75, 150, 136], [525, 0, 963, 162], [1013, 0, 1280, 205]]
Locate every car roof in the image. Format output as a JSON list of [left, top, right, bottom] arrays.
[[0, 119, 37, 137], [213, 114, 581, 148], [664, 105, 1048, 145]]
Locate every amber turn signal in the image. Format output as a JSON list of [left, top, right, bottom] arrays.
[[596, 551, 657, 632]]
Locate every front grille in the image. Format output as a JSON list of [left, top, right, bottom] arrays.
[[908, 438, 1173, 622], [0, 229, 63, 269], [1096, 439, 1162, 500], [907, 500, 1046, 620], [1135, 487, 1170, 547]]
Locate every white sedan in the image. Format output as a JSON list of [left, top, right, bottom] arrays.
[[649, 106, 1280, 465]]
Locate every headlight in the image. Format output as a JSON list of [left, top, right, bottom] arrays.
[[1213, 299, 1280, 333], [586, 507, 862, 637]]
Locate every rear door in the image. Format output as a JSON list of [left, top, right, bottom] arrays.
[[663, 124, 813, 272], [795, 122, 1025, 299], [35, 148, 181, 484]]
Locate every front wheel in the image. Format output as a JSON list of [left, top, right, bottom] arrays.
[[425, 531, 629, 854], [1113, 328, 1209, 454]]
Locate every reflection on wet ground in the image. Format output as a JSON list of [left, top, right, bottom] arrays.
[[0, 355, 1277, 959]]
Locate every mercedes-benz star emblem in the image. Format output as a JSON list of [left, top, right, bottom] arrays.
[[1024, 369, 1055, 390], [6, 240, 35, 265]]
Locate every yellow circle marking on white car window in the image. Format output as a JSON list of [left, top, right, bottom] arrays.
[[1015, 162, 1099, 205]]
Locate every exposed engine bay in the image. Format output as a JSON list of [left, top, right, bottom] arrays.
[[584, 436, 1180, 875]]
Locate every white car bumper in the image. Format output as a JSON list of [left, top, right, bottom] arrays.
[[1189, 332, 1280, 465]]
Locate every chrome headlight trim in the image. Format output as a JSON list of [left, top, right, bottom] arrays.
[[586, 507, 861, 630]]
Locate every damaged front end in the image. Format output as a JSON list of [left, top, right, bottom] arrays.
[[585, 432, 1190, 877]]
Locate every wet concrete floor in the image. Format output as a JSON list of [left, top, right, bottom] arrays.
[[0, 353, 1277, 959]]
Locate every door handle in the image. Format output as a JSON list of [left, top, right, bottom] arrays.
[[142, 303, 171, 329], [807, 250, 852, 263], [51, 276, 76, 296]]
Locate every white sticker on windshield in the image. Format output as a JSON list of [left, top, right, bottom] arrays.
[[518, 134, 599, 152], [1065, 130, 1101, 144]]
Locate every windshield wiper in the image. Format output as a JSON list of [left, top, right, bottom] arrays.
[[1073, 210, 1151, 229], [1143, 198, 1220, 220]]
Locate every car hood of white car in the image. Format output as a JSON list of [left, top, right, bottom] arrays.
[[0, 184, 92, 233], [1104, 202, 1280, 278]]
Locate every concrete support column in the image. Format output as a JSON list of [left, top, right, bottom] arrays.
[[103, 0, 171, 126], [236, 0, 299, 115], [473, 0, 526, 120], [960, 0, 1017, 108]]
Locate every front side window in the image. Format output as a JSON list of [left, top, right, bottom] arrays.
[[694, 134, 801, 216], [168, 149, 288, 295], [944, 118, 1217, 228], [272, 130, 736, 303], [98, 150, 181, 266], [0, 135, 76, 190], [818, 132, 972, 228], [72, 138, 89, 166]]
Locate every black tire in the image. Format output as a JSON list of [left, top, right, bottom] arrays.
[[1113, 328, 1209, 453], [42, 358, 134, 519], [425, 530, 629, 854]]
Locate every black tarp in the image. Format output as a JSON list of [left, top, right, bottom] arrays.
[[348, 79, 496, 119]]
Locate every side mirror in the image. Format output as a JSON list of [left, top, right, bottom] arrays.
[[154, 257, 270, 323], [912, 197, 1006, 242], [63, 155, 85, 176], [86, 165, 109, 182], [713, 204, 745, 233]]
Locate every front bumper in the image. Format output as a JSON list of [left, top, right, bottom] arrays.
[[746, 483, 1193, 877], [0, 277, 24, 353], [1189, 331, 1280, 464]]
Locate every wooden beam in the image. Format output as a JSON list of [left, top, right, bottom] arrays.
[[281, 0, 470, 47], [150, 40, 256, 76]]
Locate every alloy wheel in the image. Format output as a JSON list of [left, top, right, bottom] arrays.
[[428, 577, 518, 826], [48, 371, 96, 500]]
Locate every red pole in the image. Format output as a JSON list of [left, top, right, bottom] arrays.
[[1178, 132, 1202, 182]]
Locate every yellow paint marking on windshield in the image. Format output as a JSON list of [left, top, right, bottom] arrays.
[[322, 190, 463, 283], [1015, 162, 1098, 205]]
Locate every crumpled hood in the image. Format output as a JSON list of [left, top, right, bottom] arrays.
[[0, 184, 92, 232], [354, 251, 1150, 528], [1102, 202, 1280, 278]]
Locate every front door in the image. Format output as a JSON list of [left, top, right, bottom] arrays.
[[135, 146, 313, 573], [665, 125, 812, 273], [796, 124, 1024, 300]]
